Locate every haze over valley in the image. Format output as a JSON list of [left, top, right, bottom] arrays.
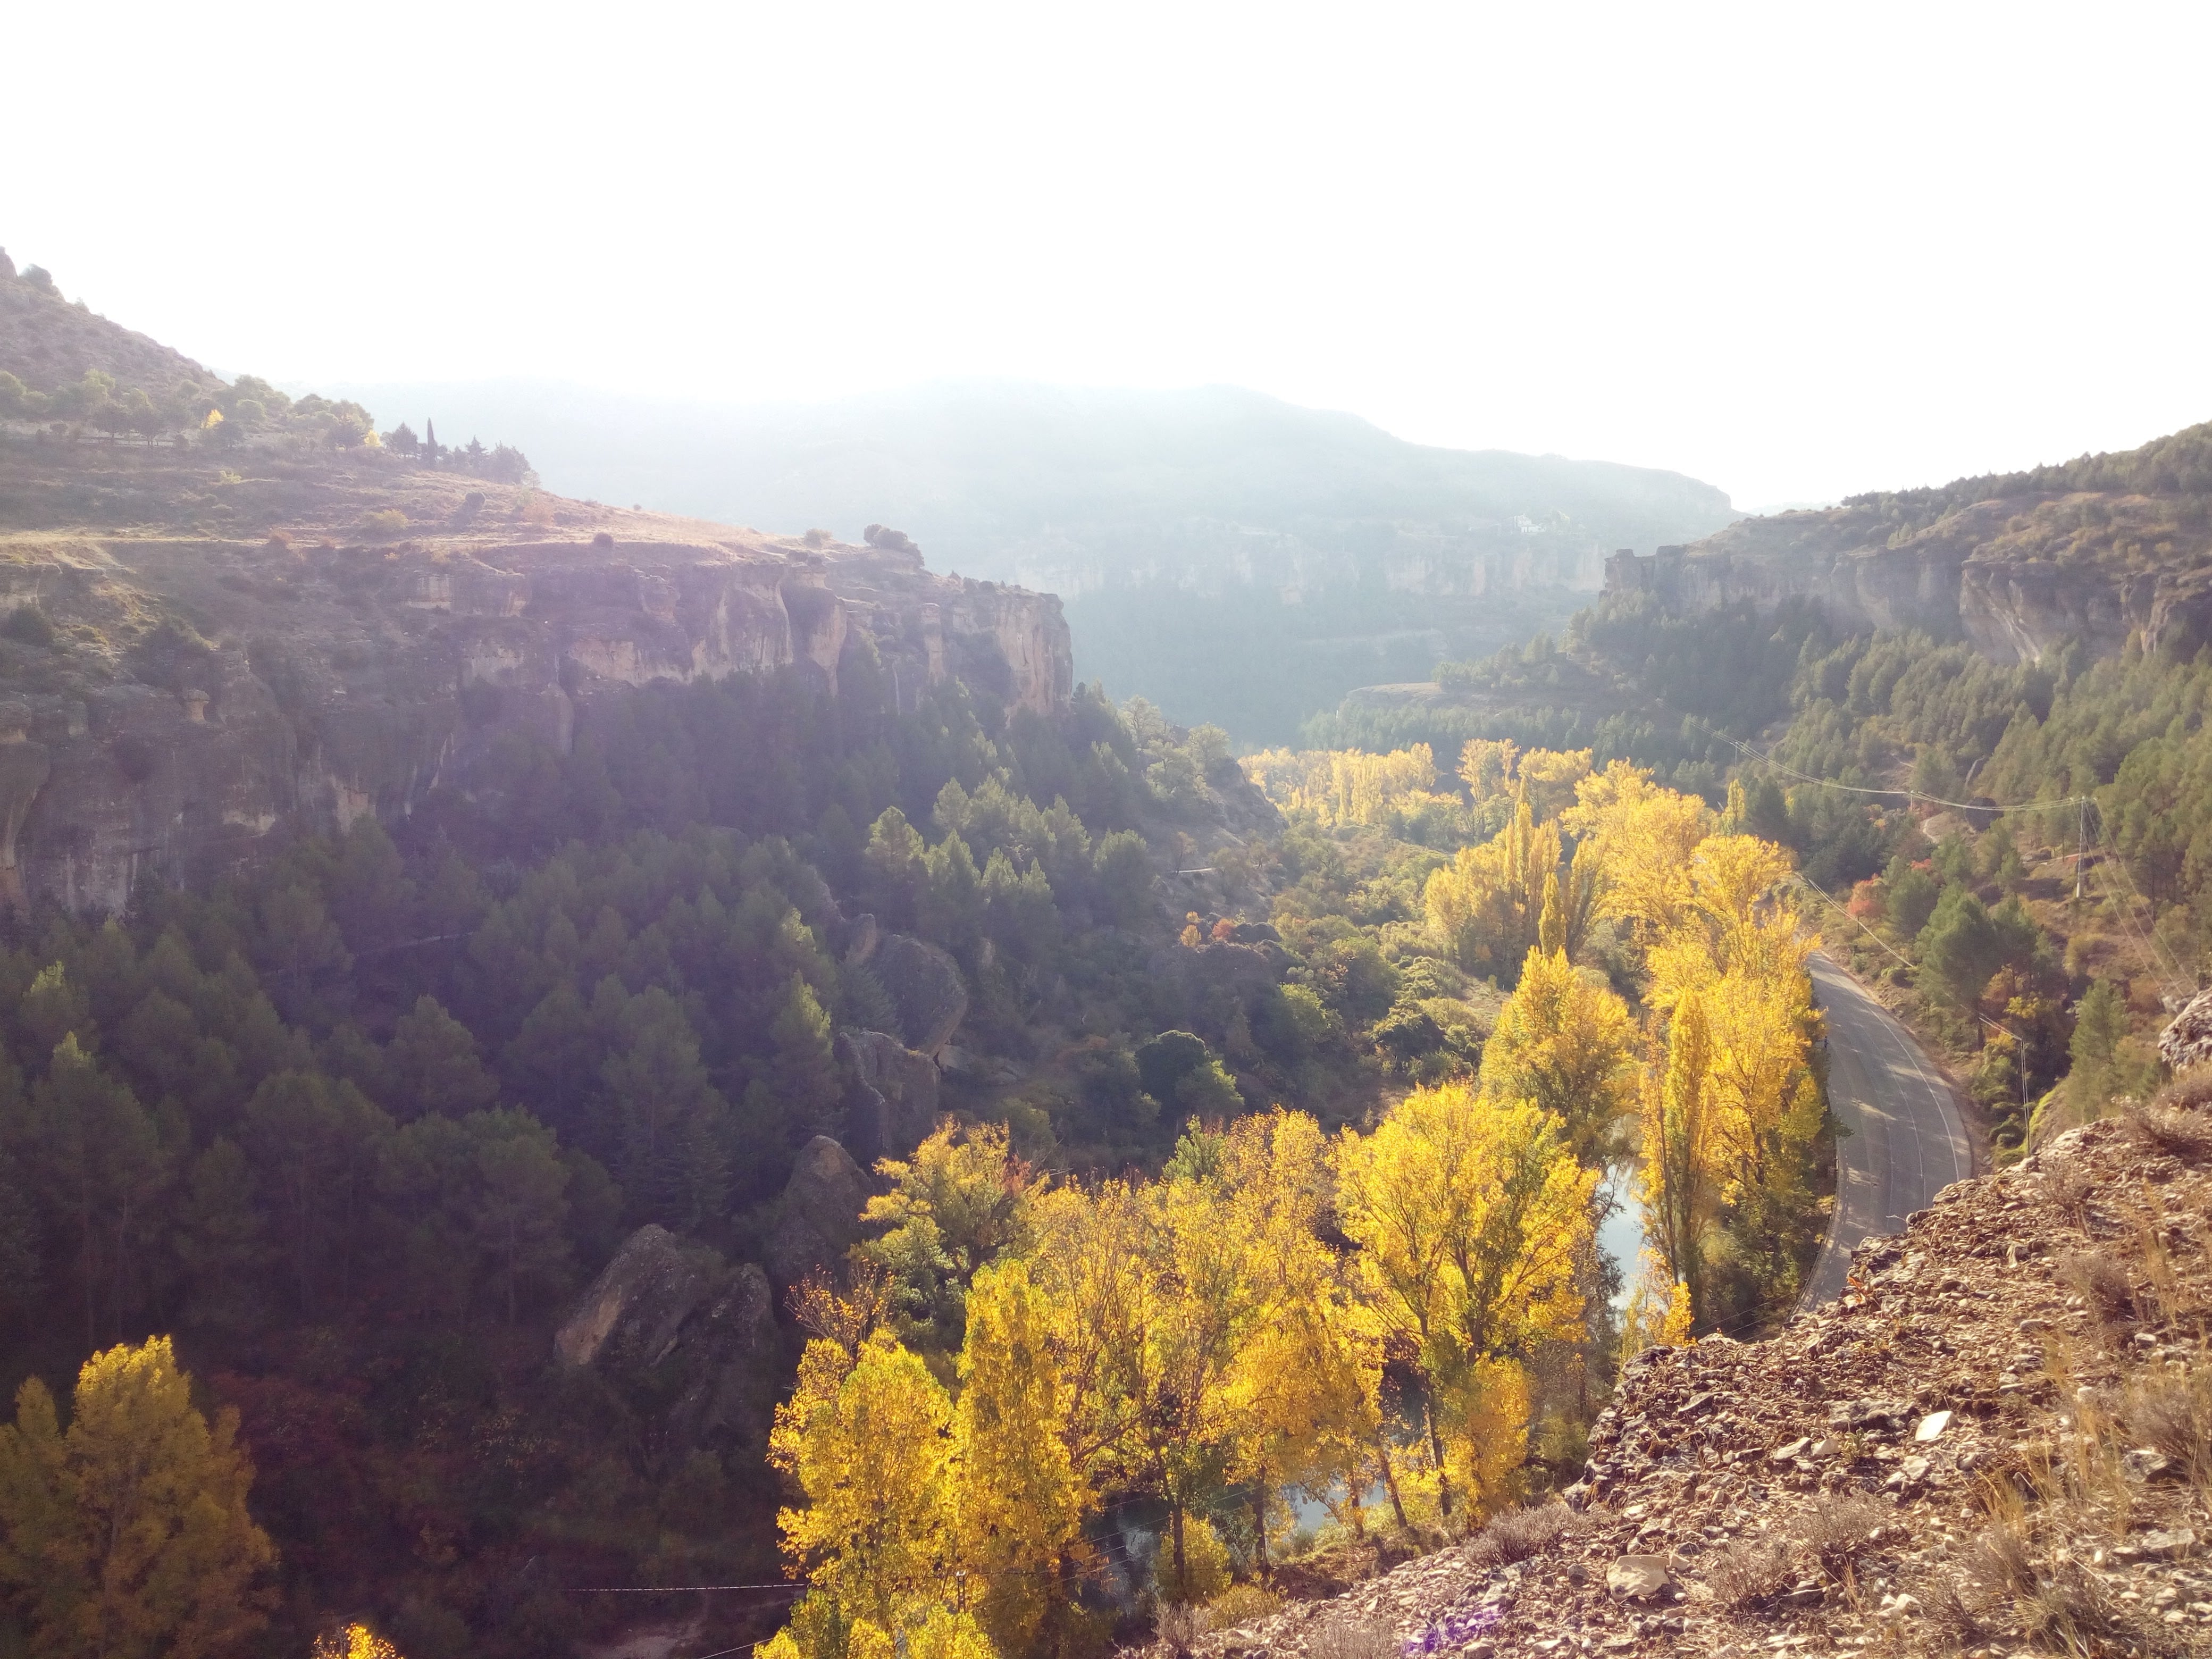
[[3, 6, 2212, 1659]]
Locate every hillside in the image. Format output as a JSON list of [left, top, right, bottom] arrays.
[[316, 377, 1742, 742], [1605, 422, 2212, 662], [1200, 1083, 2212, 1659]]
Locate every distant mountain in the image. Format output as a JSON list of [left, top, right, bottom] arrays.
[[320, 378, 1741, 743]]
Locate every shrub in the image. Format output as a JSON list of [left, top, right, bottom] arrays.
[[1704, 1537, 1791, 1611], [1153, 1602, 1203, 1657], [360, 509, 408, 539], [1305, 1611, 1399, 1659], [2, 607, 54, 647], [1467, 1503, 1572, 1568], [1796, 1495, 1884, 1580], [1201, 1584, 1280, 1632]]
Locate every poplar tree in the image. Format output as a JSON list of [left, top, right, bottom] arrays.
[[0, 1337, 274, 1659]]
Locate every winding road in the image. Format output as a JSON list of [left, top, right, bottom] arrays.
[[1803, 952, 1978, 1306]]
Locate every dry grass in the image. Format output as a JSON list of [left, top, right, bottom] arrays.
[[2154, 1065, 2212, 1113], [1201, 1585, 1281, 1632], [1153, 1602, 1205, 1657], [2120, 1362, 2212, 1489], [1916, 1568, 1988, 1648], [1704, 1537, 1793, 1612], [1796, 1494, 1887, 1582], [2123, 1098, 2212, 1161], [2056, 1249, 2136, 1323], [1303, 1610, 1400, 1659], [1465, 1503, 1573, 1569]]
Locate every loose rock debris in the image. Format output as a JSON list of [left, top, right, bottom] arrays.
[[1184, 1104, 2212, 1658]]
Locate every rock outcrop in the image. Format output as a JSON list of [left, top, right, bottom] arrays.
[[556, 1224, 784, 1458], [763, 1135, 870, 1293], [869, 933, 968, 1057], [1201, 1102, 2212, 1659], [0, 524, 1071, 912], [838, 1028, 941, 1162], [2158, 986, 2212, 1072], [1604, 473, 2212, 668]]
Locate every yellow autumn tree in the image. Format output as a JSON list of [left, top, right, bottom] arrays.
[[312, 1626, 405, 1659], [0, 1336, 275, 1659], [1423, 791, 1597, 981], [858, 1118, 1036, 1356], [1560, 760, 1710, 946], [1640, 984, 1719, 1312], [950, 1260, 1084, 1654], [1214, 1112, 1382, 1566], [1332, 1084, 1596, 1521], [770, 1330, 959, 1655], [1479, 944, 1638, 1166]]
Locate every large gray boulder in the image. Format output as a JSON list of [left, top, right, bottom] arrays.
[[2160, 987, 2212, 1072], [556, 1224, 784, 1457], [839, 1028, 941, 1161], [555, 1224, 713, 1370], [764, 1135, 870, 1293], [872, 933, 967, 1054]]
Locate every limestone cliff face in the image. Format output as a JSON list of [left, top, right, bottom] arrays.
[[0, 531, 1072, 912], [1604, 489, 2212, 664]]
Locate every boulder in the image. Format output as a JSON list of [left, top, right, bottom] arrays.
[[665, 1262, 782, 1455], [873, 933, 967, 1055], [556, 1228, 786, 1458], [839, 1028, 941, 1162], [555, 1224, 714, 1370], [764, 1135, 870, 1293], [2159, 988, 2212, 1071], [1605, 1556, 1673, 1601]]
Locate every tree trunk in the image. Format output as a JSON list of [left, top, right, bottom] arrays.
[[1377, 1433, 1410, 1532], [1425, 1393, 1454, 1519], [1169, 1501, 1187, 1599]]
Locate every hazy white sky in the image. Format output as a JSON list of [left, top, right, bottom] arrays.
[[12, 2, 2210, 509]]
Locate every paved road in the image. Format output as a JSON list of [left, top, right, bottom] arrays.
[[1803, 952, 1978, 1306]]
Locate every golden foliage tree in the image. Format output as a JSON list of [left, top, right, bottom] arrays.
[[1331, 1085, 1595, 1520], [0, 1336, 275, 1659], [1479, 944, 1638, 1166], [1423, 792, 1596, 981], [772, 1331, 956, 1648], [1559, 761, 1710, 946], [859, 1118, 1036, 1356], [951, 1260, 1083, 1654]]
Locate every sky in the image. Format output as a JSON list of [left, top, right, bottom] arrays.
[[11, 1, 2211, 512]]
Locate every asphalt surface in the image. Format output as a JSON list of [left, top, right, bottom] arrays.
[[1803, 952, 1978, 1306]]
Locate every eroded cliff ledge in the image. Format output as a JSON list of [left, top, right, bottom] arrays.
[[1606, 425, 2212, 664], [0, 523, 1071, 912]]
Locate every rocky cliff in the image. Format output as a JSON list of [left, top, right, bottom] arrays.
[[1604, 422, 2212, 665], [0, 457, 1071, 912]]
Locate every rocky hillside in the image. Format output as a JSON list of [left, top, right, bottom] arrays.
[[1203, 1082, 2212, 1659], [0, 247, 221, 398], [0, 274, 1073, 911], [1604, 422, 2212, 665]]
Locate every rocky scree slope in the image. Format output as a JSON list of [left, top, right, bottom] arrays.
[[1604, 422, 2212, 667], [1200, 1088, 2212, 1659]]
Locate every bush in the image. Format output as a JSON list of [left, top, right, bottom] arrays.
[[2, 607, 54, 647], [359, 509, 409, 539]]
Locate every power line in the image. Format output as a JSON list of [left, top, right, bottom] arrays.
[[566, 1584, 803, 1595], [1709, 722, 2091, 818]]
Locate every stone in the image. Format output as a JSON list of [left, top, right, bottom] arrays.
[[1769, 1437, 1810, 1464], [2123, 1448, 2177, 1482], [872, 933, 969, 1055], [664, 1262, 782, 1455], [556, 1224, 714, 1369], [2138, 1528, 2198, 1562], [1914, 1410, 1953, 1442], [1606, 1556, 1674, 1601], [838, 1027, 940, 1161], [2159, 988, 2212, 1072], [764, 1135, 870, 1293]]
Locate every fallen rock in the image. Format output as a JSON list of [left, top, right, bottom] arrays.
[[665, 1262, 782, 1455], [872, 933, 968, 1054], [2158, 987, 2212, 1070], [1914, 1410, 1952, 1442], [839, 1027, 940, 1161], [555, 1224, 714, 1369], [1605, 1556, 1673, 1601], [764, 1135, 869, 1292]]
